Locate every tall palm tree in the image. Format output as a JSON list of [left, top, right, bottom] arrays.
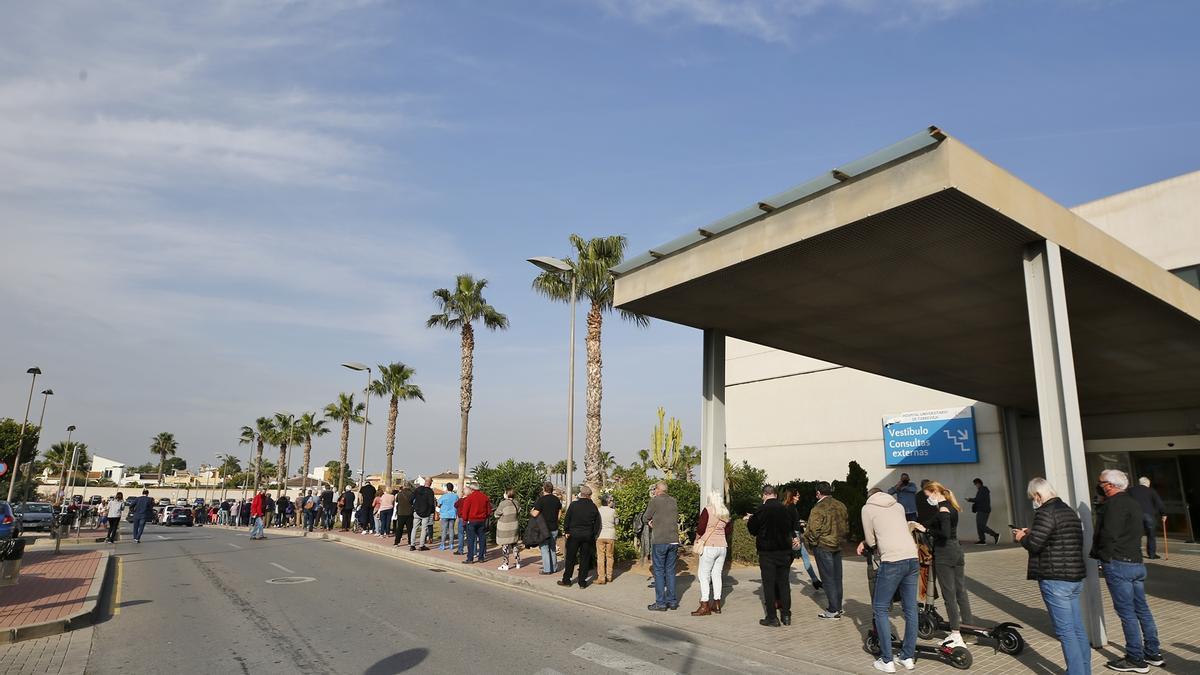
[[324, 393, 365, 493], [368, 362, 425, 491], [45, 441, 89, 487], [597, 450, 615, 490], [427, 274, 509, 493], [295, 412, 330, 494], [243, 417, 274, 491], [149, 432, 179, 486], [532, 234, 647, 497], [237, 424, 257, 493], [271, 413, 297, 498]]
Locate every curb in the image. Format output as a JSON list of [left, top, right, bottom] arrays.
[[0, 549, 112, 645]]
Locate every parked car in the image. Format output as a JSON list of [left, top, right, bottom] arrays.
[[13, 502, 55, 531], [0, 502, 22, 539], [163, 507, 194, 527], [89, 495, 103, 505]]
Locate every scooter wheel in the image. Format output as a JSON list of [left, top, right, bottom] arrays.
[[949, 646, 973, 670], [864, 632, 882, 656], [995, 628, 1024, 656], [918, 615, 937, 640]]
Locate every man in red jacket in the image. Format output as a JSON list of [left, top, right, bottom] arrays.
[[459, 483, 492, 564], [250, 489, 267, 540]]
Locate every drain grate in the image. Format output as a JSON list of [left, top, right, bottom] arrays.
[[265, 576, 317, 584]]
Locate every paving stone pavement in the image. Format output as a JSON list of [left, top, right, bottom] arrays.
[[0, 626, 92, 675], [0, 550, 103, 630]]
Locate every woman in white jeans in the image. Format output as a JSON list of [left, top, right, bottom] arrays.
[[691, 493, 731, 616]]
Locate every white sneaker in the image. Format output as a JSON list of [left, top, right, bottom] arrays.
[[497, 564, 509, 571], [898, 657, 915, 670], [941, 633, 966, 649], [873, 659, 897, 673]]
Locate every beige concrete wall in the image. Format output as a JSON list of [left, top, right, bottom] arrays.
[[725, 337, 1013, 535], [1071, 170, 1200, 271]]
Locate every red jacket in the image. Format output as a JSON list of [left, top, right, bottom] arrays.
[[251, 493, 265, 518], [459, 490, 492, 522]]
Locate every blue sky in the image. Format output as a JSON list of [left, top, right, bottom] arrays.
[[2, 0, 1198, 477]]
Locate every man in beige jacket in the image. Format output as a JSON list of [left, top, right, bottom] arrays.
[[857, 488, 920, 673]]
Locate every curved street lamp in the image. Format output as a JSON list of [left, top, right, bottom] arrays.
[[6, 367, 41, 501], [342, 362, 371, 490], [528, 256, 578, 495]]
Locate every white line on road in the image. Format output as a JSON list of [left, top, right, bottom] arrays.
[[607, 626, 774, 673], [571, 643, 678, 675], [270, 562, 295, 574], [228, 543, 242, 549], [534, 669, 566, 675], [155, 535, 167, 540]]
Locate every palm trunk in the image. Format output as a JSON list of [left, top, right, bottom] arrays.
[[302, 436, 313, 495], [276, 443, 287, 498], [458, 323, 474, 494], [385, 394, 398, 490], [338, 418, 350, 493], [583, 302, 603, 499], [158, 452, 165, 487], [253, 438, 264, 490]]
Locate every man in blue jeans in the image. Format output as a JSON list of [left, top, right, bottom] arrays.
[[531, 482, 562, 575], [1095, 470, 1163, 673], [644, 482, 680, 611], [859, 488, 920, 673], [129, 489, 154, 544]]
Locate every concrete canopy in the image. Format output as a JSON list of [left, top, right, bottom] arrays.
[[613, 128, 1200, 416]]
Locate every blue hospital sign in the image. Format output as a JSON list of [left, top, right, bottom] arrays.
[[882, 406, 978, 466]]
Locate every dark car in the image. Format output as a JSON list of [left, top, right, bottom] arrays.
[[164, 507, 193, 527], [13, 502, 55, 531], [0, 502, 23, 539], [89, 495, 103, 506]]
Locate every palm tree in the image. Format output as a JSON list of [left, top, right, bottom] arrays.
[[427, 274, 509, 493], [295, 412, 330, 494], [149, 432, 179, 486], [597, 450, 615, 490], [368, 362, 425, 491], [237, 424, 257, 493], [675, 444, 701, 482], [45, 441, 89, 487], [241, 417, 274, 491], [532, 234, 647, 497], [324, 393, 365, 493], [271, 413, 297, 498]]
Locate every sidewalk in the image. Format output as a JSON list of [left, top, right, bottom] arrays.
[[0, 550, 108, 644], [230, 524, 1200, 674]]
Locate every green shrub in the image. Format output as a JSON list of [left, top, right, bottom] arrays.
[[612, 473, 654, 543], [472, 459, 547, 540], [727, 459, 767, 517], [833, 460, 869, 542], [666, 478, 700, 545], [614, 539, 638, 563], [729, 518, 758, 564]]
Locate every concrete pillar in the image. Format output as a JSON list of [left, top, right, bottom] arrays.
[[1000, 407, 1031, 527], [699, 329, 726, 506], [1022, 240, 1107, 646]]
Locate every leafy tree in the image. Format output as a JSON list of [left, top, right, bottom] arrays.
[[324, 393, 365, 493], [427, 274, 508, 494], [532, 235, 647, 499], [472, 459, 545, 540], [0, 418, 40, 471], [149, 432, 178, 486], [727, 458, 768, 517], [296, 412, 330, 492], [130, 462, 157, 474], [162, 457, 186, 473], [324, 459, 353, 489], [369, 362, 424, 490]]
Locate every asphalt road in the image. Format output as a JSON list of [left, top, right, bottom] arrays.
[[89, 522, 802, 675]]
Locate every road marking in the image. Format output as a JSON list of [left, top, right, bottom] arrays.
[[112, 557, 124, 616], [572, 643, 678, 674], [155, 535, 167, 540], [270, 562, 295, 574], [607, 626, 774, 673], [228, 543, 242, 549], [534, 670, 566, 675]]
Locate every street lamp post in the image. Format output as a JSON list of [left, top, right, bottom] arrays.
[[528, 257, 577, 495], [54, 424, 76, 555], [5, 367, 41, 502], [342, 363, 371, 490]]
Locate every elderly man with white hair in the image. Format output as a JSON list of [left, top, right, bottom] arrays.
[[1013, 478, 1090, 675], [1094, 469, 1163, 673]]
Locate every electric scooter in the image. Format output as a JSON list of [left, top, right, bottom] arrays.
[[862, 544, 973, 670]]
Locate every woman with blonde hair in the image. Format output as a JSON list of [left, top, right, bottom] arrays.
[[922, 480, 972, 648], [691, 492, 731, 616]]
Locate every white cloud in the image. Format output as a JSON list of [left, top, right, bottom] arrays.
[[595, 0, 983, 42]]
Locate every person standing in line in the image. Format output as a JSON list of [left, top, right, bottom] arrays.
[[494, 488, 522, 570], [319, 487, 335, 530], [129, 489, 154, 544], [691, 492, 731, 616], [410, 478, 435, 551], [783, 489, 822, 591], [531, 482, 562, 575], [104, 492, 125, 543], [453, 492, 467, 555], [859, 487, 921, 673], [438, 483, 459, 551], [923, 481, 973, 648], [459, 483, 492, 564], [393, 483, 415, 547], [888, 473, 919, 522], [595, 494, 617, 584], [746, 485, 797, 626], [1127, 477, 1167, 560], [805, 481, 849, 619], [359, 481, 377, 534], [558, 485, 600, 588], [1093, 469, 1163, 673], [250, 489, 267, 540], [644, 481, 680, 611], [1014, 478, 1090, 675], [339, 487, 355, 532], [377, 488, 395, 538], [967, 477, 1000, 545], [301, 490, 318, 534], [915, 479, 937, 526]]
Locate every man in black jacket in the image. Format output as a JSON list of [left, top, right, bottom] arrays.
[[967, 478, 1000, 545], [1015, 478, 1089, 675], [746, 485, 799, 627], [338, 488, 355, 532], [558, 486, 601, 589], [1095, 469, 1163, 673], [410, 478, 435, 551], [1127, 477, 1166, 560]]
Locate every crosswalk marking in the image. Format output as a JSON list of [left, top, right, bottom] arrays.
[[571, 642, 678, 674], [607, 625, 774, 673]]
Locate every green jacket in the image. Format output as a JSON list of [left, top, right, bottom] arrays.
[[804, 496, 849, 551]]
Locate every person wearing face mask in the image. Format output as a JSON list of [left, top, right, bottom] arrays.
[[1013, 478, 1089, 675], [921, 481, 972, 649]]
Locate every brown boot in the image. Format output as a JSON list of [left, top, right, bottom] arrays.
[[709, 599, 721, 614], [690, 602, 712, 616]]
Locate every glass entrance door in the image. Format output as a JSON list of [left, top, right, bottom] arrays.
[[1132, 454, 1192, 539]]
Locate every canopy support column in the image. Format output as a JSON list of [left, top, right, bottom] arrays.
[[699, 329, 726, 506], [1022, 240, 1106, 647]]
